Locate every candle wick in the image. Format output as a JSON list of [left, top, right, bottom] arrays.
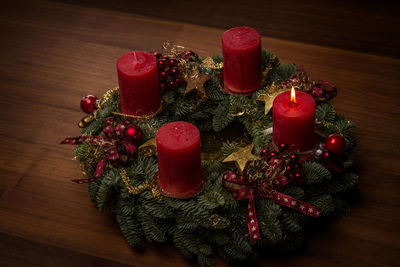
[[133, 51, 138, 62]]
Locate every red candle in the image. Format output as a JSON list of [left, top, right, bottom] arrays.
[[156, 121, 203, 197], [273, 88, 316, 152], [117, 51, 160, 116], [222, 26, 262, 94]]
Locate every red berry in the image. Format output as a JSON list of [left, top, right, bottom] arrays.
[[170, 67, 179, 76], [169, 58, 178, 66], [159, 71, 168, 80], [175, 78, 183, 87], [160, 83, 166, 93], [80, 95, 98, 113]]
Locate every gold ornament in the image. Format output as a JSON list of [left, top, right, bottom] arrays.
[[256, 84, 288, 115], [223, 144, 261, 174], [201, 57, 223, 70], [78, 113, 95, 128], [138, 138, 157, 157]]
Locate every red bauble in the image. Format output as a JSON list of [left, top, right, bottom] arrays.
[[125, 125, 143, 144], [80, 95, 98, 113], [324, 134, 346, 154]]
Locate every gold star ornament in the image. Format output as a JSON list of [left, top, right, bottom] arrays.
[[184, 67, 210, 98], [223, 144, 261, 174], [256, 84, 288, 114]]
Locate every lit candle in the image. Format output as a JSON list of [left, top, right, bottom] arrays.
[[273, 87, 316, 152], [117, 51, 160, 116], [222, 26, 262, 94], [156, 121, 203, 198]]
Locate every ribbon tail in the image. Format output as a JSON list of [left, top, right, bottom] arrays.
[[60, 136, 87, 145], [60, 136, 106, 146], [247, 197, 261, 242], [272, 192, 320, 217], [72, 158, 106, 184]]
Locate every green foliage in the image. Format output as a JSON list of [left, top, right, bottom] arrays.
[[303, 162, 332, 184], [71, 50, 357, 266]]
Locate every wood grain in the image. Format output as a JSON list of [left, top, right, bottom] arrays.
[[0, 0, 399, 266]]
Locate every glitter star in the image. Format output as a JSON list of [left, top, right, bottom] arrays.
[[184, 67, 210, 98], [256, 84, 288, 114], [223, 144, 261, 174]]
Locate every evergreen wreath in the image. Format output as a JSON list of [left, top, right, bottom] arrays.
[[63, 48, 358, 266]]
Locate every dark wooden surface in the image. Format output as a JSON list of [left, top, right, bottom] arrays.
[[0, 0, 399, 266]]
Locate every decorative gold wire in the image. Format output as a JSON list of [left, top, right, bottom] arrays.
[[112, 99, 165, 120], [119, 168, 162, 201]]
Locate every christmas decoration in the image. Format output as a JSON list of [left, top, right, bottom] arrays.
[[138, 137, 157, 156], [223, 144, 320, 242], [184, 69, 209, 97], [256, 83, 287, 115], [324, 133, 346, 154], [62, 117, 140, 183], [311, 80, 337, 102], [321, 149, 344, 172], [78, 113, 95, 128], [80, 94, 98, 113], [62, 47, 357, 266], [222, 144, 261, 174], [200, 56, 223, 70]]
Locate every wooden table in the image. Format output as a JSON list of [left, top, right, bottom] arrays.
[[1, 0, 399, 266]]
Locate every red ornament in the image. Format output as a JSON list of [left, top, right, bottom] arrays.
[[124, 125, 143, 144], [321, 150, 344, 172], [324, 134, 346, 154], [80, 95, 98, 113]]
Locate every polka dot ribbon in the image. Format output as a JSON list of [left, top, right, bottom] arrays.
[[61, 117, 137, 183], [222, 170, 320, 242]]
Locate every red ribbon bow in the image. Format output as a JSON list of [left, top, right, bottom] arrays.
[[61, 117, 137, 183], [222, 154, 320, 242]]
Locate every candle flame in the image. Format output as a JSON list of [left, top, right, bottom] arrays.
[[290, 86, 296, 104]]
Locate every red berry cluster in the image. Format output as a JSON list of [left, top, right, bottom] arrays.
[[260, 143, 304, 183], [153, 52, 183, 93], [153, 50, 199, 93]]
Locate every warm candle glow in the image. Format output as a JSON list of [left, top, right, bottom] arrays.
[[290, 86, 296, 104]]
